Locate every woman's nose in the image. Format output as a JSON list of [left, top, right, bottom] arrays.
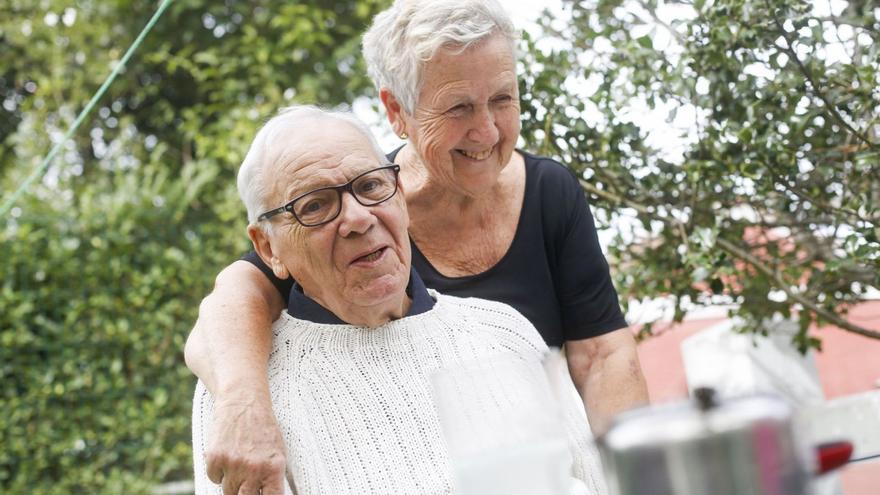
[[467, 106, 499, 144], [337, 192, 374, 237]]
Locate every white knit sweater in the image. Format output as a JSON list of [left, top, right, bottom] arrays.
[[192, 292, 607, 495]]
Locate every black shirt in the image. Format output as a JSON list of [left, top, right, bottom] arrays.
[[242, 149, 626, 347]]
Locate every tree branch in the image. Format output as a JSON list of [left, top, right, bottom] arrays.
[[714, 236, 880, 339], [636, 1, 688, 46], [763, 160, 876, 227], [579, 178, 880, 339], [764, 0, 875, 148]]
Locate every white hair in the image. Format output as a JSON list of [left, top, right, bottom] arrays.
[[362, 0, 519, 115], [236, 105, 387, 231]]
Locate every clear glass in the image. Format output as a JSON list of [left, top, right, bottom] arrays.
[[431, 354, 573, 495]]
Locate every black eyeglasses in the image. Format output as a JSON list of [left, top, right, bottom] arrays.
[[258, 164, 401, 227]]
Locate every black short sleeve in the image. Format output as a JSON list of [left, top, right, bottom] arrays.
[[541, 161, 628, 339]]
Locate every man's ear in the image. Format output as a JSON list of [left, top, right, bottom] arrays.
[[247, 224, 290, 280], [380, 88, 409, 138]]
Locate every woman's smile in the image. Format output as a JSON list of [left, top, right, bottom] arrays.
[[457, 148, 494, 161]]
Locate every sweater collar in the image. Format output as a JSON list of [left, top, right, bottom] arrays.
[[287, 268, 435, 324]]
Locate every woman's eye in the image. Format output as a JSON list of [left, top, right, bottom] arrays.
[[447, 104, 469, 115], [492, 95, 513, 104]]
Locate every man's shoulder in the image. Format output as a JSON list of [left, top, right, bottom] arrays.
[[433, 291, 520, 316], [432, 292, 549, 351]]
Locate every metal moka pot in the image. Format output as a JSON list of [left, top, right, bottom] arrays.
[[597, 388, 852, 495]]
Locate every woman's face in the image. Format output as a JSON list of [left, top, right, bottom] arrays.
[[405, 33, 521, 197]]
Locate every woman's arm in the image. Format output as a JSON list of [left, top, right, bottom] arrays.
[[185, 260, 289, 495], [185, 260, 284, 392], [537, 158, 648, 433], [565, 328, 648, 435]]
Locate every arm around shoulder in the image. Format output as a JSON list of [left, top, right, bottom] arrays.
[[185, 259, 285, 395], [186, 260, 290, 494]]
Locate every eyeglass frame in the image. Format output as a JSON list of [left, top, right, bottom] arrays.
[[256, 164, 402, 227]]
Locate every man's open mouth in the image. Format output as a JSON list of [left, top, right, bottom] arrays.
[[352, 247, 386, 264]]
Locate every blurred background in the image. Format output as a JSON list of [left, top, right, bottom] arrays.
[[1, 0, 878, 493]]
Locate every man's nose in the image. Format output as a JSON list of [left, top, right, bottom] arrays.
[[337, 192, 374, 237]]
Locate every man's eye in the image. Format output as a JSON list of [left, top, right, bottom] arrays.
[[300, 199, 326, 214], [356, 177, 394, 200], [359, 179, 380, 192], [492, 95, 513, 104]]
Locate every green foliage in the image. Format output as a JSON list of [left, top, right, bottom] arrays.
[[520, 0, 879, 346], [1, 158, 230, 493], [1, 0, 389, 492]]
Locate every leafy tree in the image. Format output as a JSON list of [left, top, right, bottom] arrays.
[[1, 0, 388, 492], [519, 0, 879, 350]]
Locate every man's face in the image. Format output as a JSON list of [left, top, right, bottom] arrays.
[[262, 119, 411, 322]]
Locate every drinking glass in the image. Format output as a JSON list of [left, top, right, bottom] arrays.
[[431, 354, 573, 495]]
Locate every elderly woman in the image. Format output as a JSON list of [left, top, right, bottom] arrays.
[[186, 0, 647, 493], [192, 105, 605, 495]]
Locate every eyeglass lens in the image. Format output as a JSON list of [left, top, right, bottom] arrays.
[[293, 167, 397, 226]]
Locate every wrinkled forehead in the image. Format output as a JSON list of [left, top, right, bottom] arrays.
[[264, 120, 385, 202]]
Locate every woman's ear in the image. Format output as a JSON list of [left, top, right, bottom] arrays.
[[247, 224, 290, 280], [380, 88, 409, 138]]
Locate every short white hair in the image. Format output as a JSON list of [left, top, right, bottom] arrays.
[[362, 0, 518, 115], [236, 105, 387, 230]]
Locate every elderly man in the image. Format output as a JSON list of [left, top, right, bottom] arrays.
[[191, 106, 607, 495]]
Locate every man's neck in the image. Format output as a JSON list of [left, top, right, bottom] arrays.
[[322, 294, 413, 328], [288, 269, 434, 326]]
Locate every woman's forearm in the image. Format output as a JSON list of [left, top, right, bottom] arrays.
[[565, 328, 649, 435], [185, 260, 284, 396], [187, 260, 290, 493]]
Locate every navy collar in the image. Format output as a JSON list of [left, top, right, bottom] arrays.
[[287, 269, 435, 324]]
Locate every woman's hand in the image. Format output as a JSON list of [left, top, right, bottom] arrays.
[[205, 391, 289, 495]]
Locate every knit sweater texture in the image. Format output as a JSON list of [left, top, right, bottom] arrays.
[[192, 292, 607, 494]]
